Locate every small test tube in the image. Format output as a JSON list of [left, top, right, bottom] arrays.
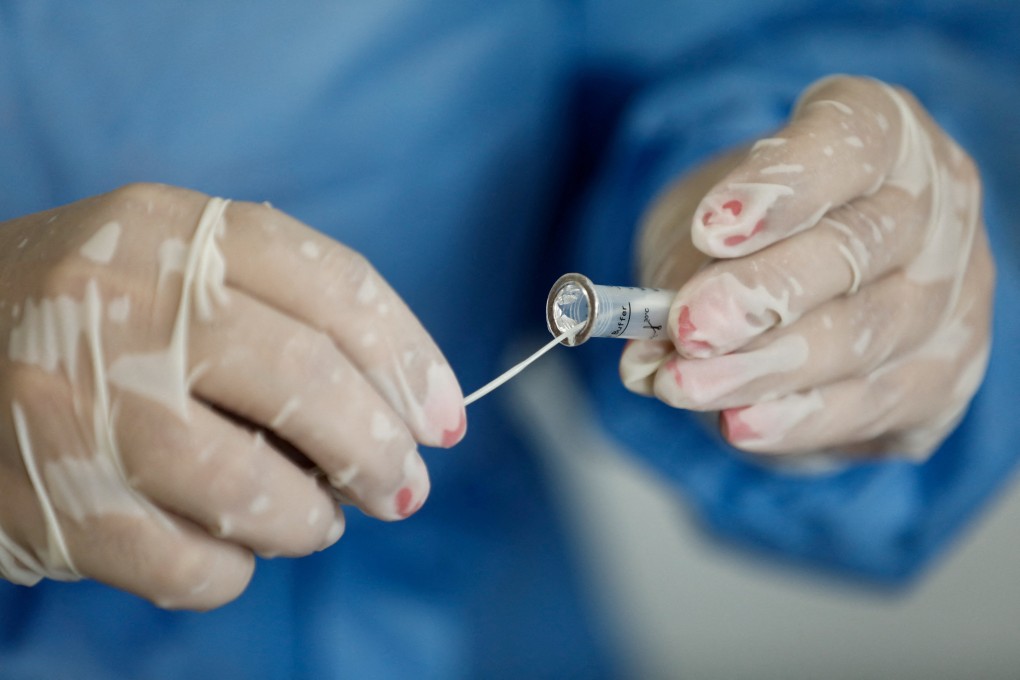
[[546, 273, 675, 346]]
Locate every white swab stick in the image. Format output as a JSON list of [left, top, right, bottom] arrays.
[[463, 328, 576, 406]]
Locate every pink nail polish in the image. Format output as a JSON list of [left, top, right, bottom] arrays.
[[395, 487, 415, 518], [668, 358, 683, 387], [722, 200, 743, 216], [721, 406, 759, 442], [441, 411, 467, 447], [722, 219, 765, 247], [676, 305, 713, 353]]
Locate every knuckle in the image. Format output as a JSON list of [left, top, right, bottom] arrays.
[[39, 183, 207, 295], [105, 182, 168, 208], [103, 182, 201, 216], [284, 510, 342, 556], [855, 281, 913, 350], [38, 245, 95, 297], [230, 197, 284, 229], [279, 327, 339, 378], [828, 205, 878, 247], [318, 247, 397, 324], [122, 411, 195, 469], [332, 247, 376, 291], [896, 281, 940, 327], [193, 446, 259, 513], [806, 74, 880, 103]]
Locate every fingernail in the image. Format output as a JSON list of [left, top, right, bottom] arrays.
[[393, 450, 429, 519], [369, 356, 464, 448], [674, 304, 715, 357], [692, 184, 793, 255], [395, 487, 415, 517], [722, 390, 824, 451], [421, 361, 466, 447], [441, 410, 467, 448]]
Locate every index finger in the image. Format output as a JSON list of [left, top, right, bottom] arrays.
[[217, 200, 466, 448], [691, 75, 920, 258]]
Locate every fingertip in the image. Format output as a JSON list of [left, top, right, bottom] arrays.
[[393, 451, 430, 520], [379, 450, 430, 521], [692, 184, 790, 259], [720, 406, 760, 446], [395, 486, 414, 517], [619, 340, 671, 396], [720, 391, 825, 454], [651, 355, 690, 409], [440, 410, 467, 448], [669, 302, 716, 358], [394, 483, 428, 519], [412, 360, 466, 448], [317, 512, 346, 552]]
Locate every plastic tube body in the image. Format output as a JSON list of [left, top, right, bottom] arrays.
[[546, 273, 675, 346]]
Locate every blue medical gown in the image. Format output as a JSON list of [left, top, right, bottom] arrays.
[[1, 1, 1018, 677]]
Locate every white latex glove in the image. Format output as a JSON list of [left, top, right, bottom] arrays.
[[0, 184, 465, 608], [620, 76, 994, 461]]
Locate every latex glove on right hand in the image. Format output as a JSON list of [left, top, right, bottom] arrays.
[[0, 184, 465, 609], [620, 76, 994, 462]]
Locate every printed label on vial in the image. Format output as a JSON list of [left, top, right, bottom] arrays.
[[642, 307, 663, 339], [610, 303, 632, 337], [600, 286, 672, 341]]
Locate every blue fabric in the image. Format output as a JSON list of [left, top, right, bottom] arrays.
[[0, 1, 1017, 677]]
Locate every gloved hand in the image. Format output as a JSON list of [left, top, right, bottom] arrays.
[[0, 184, 465, 608], [620, 75, 994, 461]]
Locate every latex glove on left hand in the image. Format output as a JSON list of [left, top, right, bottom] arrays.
[[620, 75, 994, 461]]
